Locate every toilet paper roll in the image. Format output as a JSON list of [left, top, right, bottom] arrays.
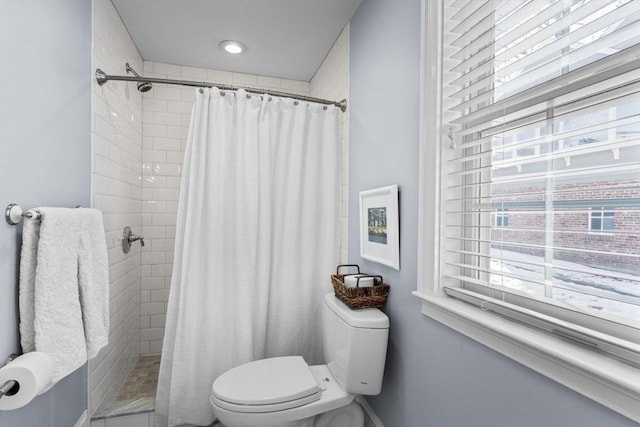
[[0, 352, 53, 410], [344, 274, 375, 287]]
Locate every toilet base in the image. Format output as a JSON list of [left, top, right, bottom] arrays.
[[313, 401, 364, 427], [212, 400, 365, 427]]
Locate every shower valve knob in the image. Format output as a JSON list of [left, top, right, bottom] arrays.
[[129, 234, 145, 246], [122, 226, 144, 253]]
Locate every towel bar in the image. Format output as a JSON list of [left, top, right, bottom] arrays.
[[0, 380, 18, 400], [5, 203, 81, 225], [0, 354, 19, 401], [5, 204, 41, 225]]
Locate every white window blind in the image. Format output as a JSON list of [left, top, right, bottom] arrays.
[[442, 0, 640, 364]]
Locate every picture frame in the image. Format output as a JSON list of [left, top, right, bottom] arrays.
[[359, 185, 400, 270]]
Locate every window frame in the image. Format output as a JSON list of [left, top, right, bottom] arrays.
[[589, 209, 615, 233], [414, 0, 640, 423], [494, 209, 509, 227]]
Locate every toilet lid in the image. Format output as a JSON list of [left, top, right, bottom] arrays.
[[212, 356, 320, 406]]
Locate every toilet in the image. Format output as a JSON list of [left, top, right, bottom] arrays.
[[210, 293, 390, 427]]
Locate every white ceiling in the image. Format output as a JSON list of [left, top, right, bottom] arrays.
[[112, 0, 362, 82]]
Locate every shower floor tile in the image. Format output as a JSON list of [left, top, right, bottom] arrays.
[[116, 354, 161, 401], [93, 355, 161, 419], [93, 354, 225, 426]]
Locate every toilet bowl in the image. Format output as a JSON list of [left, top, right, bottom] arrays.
[[211, 362, 355, 427], [210, 294, 389, 427]]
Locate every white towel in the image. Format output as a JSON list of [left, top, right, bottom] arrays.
[[19, 215, 40, 353], [78, 209, 110, 358], [18, 207, 110, 386]]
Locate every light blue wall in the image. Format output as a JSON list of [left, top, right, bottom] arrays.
[[348, 1, 640, 426], [0, 1, 91, 426]]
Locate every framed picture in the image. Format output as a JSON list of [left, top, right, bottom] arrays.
[[359, 185, 400, 270]]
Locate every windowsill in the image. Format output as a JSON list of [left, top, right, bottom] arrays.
[[587, 231, 615, 236], [412, 290, 640, 424]]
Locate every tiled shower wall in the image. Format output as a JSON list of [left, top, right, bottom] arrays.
[[139, 27, 350, 354], [90, 0, 143, 414]]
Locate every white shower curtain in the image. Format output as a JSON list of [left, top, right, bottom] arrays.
[[155, 88, 341, 427]]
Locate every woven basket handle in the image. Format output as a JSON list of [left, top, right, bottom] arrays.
[[336, 264, 360, 275]]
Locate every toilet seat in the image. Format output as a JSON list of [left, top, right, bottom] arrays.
[[211, 364, 355, 427], [212, 356, 321, 413]]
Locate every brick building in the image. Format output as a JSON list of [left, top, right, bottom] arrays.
[[490, 179, 640, 274]]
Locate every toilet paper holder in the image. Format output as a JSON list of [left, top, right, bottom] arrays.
[[0, 354, 19, 400]]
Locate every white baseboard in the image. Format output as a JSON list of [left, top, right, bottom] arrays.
[[357, 396, 384, 427], [74, 409, 89, 427]]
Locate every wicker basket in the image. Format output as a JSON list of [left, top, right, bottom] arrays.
[[331, 264, 389, 310]]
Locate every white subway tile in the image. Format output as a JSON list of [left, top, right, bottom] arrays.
[[257, 75, 281, 89], [153, 163, 181, 176], [140, 265, 151, 277], [167, 100, 194, 114], [151, 264, 173, 277], [142, 200, 166, 213], [153, 62, 181, 76], [140, 315, 150, 329], [181, 88, 196, 102], [152, 137, 181, 151], [150, 315, 166, 329], [141, 251, 165, 265], [140, 328, 164, 341], [141, 303, 164, 316], [166, 177, 182, 189], [142, 277, 165, 290], [149, 340, 164, 354], [232, 72, 258, 86], [142, 149, 167, 163], [152, 213, 177, 226], [181, 113, 192, 126], [153, 188, 179, 201], [143, 175, 167, 189], [151, 239, 174, 251], [154, 112, 182, 126], [180, 65, 208, 79], [143, 98, 167, 112], [142, 110, 154, 124], [142, 189, 153, 202], [143, 124, 167, 137], [208, 69, 233, 83], [166, 201, 179, 213], [151, 289, 170, 302], [140, 291, 150, 303], [141, 226, 166, 239], [166, 151, 184, 164], [167, 125, 188, 139], [280, 79, 306, 92], [164, 277, 173, 289], [153, 86, 183, 101], [165, 251, 174, 264]]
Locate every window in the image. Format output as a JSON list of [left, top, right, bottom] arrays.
[[495, 209, 508, 227], [416, 0, 640, 422], [590, 210, 615, 231]]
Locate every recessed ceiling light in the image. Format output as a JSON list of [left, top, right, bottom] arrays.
[[219, 40, 246, 54]]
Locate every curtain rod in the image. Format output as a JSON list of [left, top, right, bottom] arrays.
[[95, 68, 347, 113]]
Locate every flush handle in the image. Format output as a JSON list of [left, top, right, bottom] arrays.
[[122, 226, 144, 253]]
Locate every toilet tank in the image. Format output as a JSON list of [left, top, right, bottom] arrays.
[[322, 293, 389, 395]]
